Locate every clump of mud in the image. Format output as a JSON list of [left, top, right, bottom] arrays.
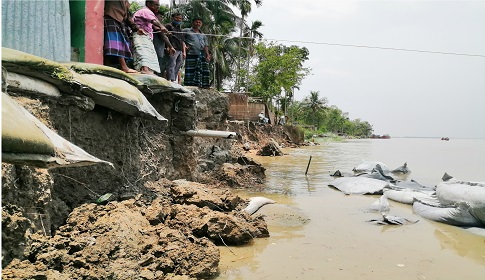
[[2, 179, 268, 279]]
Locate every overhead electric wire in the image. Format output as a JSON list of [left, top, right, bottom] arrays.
[[167, 30, 485, 58], [259, 38, 485, 58]]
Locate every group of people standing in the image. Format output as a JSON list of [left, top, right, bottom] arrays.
[[103, 0, 211, 88]]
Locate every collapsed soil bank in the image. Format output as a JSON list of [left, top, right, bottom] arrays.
[[2, 87, 304, 279]]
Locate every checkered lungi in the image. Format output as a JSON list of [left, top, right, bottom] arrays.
[[104, 16, 133, 59], [132, 33, 161, 73], [184, 53, 210, 88]]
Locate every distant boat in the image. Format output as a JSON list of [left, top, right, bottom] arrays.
[[370, 134, 391, 139], [441, 137, 450, 141]]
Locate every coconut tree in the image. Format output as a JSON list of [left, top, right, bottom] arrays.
[[302, 91, 328, 129], [240, 20, 263, 91], [232, 0, 262, 91]]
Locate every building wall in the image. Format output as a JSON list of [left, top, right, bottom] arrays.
[[2, 0, 104, 63], [85, 0, 104, 64], [70, 0, 86, 61], [227, 93, 271, 123], [2, 0, 71, 61], [70, 0, 104, 63]]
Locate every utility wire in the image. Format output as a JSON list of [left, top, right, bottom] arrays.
[[166, 30, 485, 58], [262, 38, 485, 58]]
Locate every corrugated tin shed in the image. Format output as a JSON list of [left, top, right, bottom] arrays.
[[2, 0, 71, 61]]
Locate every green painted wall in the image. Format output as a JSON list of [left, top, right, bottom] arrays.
[[70, 0, 86, 62]]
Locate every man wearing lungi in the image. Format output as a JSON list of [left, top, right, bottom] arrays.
[[132, 0, 172, 74], [183, 17, 211, 88], [104, 0, 139, 73]]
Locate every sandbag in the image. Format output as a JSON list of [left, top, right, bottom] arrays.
[[328, 177, 390, 195], [352, 160, 389, 173], [2, 92, 113, 168], [131, 73, 192, 95], [384, 188, 435, 205], [70, 72, 167, 122], [1, 47, 73, 93], [412, 200, 482, 227], [2, 92, 55, 155], [61, 62, 143, 87], [436, 181, 485, 224], [243, 197, 276, 215], [436, 181, 485, 206], [5, 71, 62, 98]]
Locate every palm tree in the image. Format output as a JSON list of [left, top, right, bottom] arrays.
[[211, 35, 239, 90], [303, 91, 327, 113], [232, 0, 262, 91], [241, 20, 263, 91], [302, 91, 328, 129]]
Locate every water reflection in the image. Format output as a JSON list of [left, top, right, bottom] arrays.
[[433, 223, 485, 264]]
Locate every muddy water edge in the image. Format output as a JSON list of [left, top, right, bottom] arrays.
[[218, 138, 485, 280]]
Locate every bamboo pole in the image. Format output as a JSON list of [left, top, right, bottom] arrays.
[[305, 156, 312, 175]]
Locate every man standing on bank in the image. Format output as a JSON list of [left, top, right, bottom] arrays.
[[132, 0, 173, 74], [103, 0, 139, 73], [183, 17, 211, 88], [164, 13, 186, 83]]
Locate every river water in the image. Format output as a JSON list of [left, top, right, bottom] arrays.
[[217, 138, 485, 280]]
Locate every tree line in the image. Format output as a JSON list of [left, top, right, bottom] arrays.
[[129, 0, 374, 138]]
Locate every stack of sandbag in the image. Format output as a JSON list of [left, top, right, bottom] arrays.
[[413, 175, 485, 227], [2, 47, 167, 122]]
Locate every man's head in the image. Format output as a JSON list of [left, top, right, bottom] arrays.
[[171, 13, 183, 25], [146, 0, 160, 14], [191, 17, 203, 29]]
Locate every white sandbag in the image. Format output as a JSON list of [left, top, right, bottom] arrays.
[[71, 72, 167, 122], [2, 93, 55, 155], [369, 195, 390, 213], [384, 188, 435, 205], [1, 47, 73, 93], [328, 177, 390, 195], [5, 72, 62, 98], [131, 73, 193, 94], [2, 92, 113, 168], [390, 162, 411, 174], [436, 181, 485, 224], [437, 181, 485, 207], [463, 227, 485, 237], [367, 213, 418, 225], [62, 62, 143, 87], [353, 160, 389, 173], [412, 200, 482, 227], [243, 196, 276, 215]]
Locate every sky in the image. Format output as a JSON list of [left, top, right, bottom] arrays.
[[242, 0, 485, 138]]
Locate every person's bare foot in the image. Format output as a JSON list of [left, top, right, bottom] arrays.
[[140, 66, 154, 75], [122, 68, 139, 74]]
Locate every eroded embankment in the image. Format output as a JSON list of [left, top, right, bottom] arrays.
[[2, 69, 303, 278]]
